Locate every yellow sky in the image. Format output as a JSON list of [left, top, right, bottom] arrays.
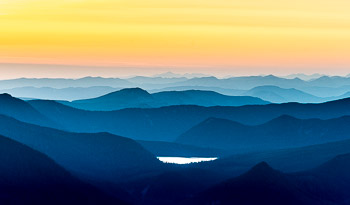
[[1, 0, 350, 76]]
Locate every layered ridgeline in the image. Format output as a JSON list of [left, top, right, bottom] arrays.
[[61, 88, 269, 111], [197, 137, 350, 175], [176, 115, 350, 151], [129, 75, 350, 90], [0, 93, 58, 128], [242, 85, 350, 103], [4, 76, 350, 103], [3, 75, 350, 99], [0, 135, 126, 205], [187, 154, 350, 205], [26, 96, 350, 142], [147, 75, 350, 92], [3, 92, 350, 144], [0, 114, 162, 184], [243, 85, 323, 103], [6, 84, 350, 103], [152, 85, 350, 103], [0, 77, 132, 89]]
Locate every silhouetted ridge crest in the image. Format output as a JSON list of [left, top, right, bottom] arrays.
[[0, 93, 32, 106], [186, 161, 313, 205], [0, 93, 22, 103], [266, 114, 300, 124], [97, 87, 152, 98], [242, 162, 280, 179], [265, 74, 279, 79], [113, 87, 150, 95], [312, 153, 350, 176], [0, 92, 58, 128], [177, 113, 350, 152], [250, 161, 273, 171], [324, 96, 350, 104], [65, 87, 268, 111], [0, 92, 12, 98], [200, 117, 246, 127]]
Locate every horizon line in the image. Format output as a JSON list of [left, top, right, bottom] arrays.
[[0, 73, 349, 81], [0, 62, 349, 80]]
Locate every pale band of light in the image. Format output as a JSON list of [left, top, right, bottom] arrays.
[[157, 157, 218, 164]]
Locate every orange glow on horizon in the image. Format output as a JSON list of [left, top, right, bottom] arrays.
[[1, 0, 350, 76]]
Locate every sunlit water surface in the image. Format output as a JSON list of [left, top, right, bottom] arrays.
[[157, 157, 218, 164]]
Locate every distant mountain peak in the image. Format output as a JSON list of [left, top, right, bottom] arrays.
[[105, 87, 151, 97], [273, 114, 299, 121], [201, 76, 218, 80], [264, 74, 278, 78], [152, 72, 180, 78], [250, 161, 273, 172], [153, 72, 210, 78], [311, 75, 334, 82], [281, 73, 325, 81], [120, 87, 149, 93], [315, 153, 350, 171], [242, 161, 281, 179], [80, 76, 103, 79], [250, 85, 300, 92], [265, 115, 300, 125], [70, 87, 154, 110]]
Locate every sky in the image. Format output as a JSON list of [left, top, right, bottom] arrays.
[[1, 0, 350, 78]]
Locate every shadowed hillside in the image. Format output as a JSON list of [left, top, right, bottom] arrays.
[[119, 168, 226, 205], [177, 115, 350, 151], [3, 75, 350, 99], [0, 114, 162, 184], [186, 162, 319, 205], [0, 135, 127, 205], [67, 88, 156, 110], [196, 138, 350, 176], [244, 85, 322, 103], [0, 93, 58, 128], [187, 157, 350, 205], [138, 140, 227, 157]]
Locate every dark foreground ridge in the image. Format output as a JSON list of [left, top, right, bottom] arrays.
[[0, 135, 127, 205]]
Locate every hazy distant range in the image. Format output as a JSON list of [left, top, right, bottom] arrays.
[[1, 74, 350, 103]]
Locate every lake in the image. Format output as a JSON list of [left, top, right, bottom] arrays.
[[157, 157, 218, 164]]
